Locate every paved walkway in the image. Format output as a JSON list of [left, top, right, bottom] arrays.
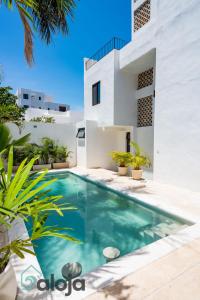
[[87, 238, 200, 300]]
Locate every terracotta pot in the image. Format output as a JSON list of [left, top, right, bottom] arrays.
[[53, 162, 69, 169], [132, 169, 143, 180], [118, 167, 128, 176], [33, 164, 51, 171], [0, 262, 17, 300]]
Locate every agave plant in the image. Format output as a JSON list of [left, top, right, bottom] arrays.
[[0, 147, 78, 273]]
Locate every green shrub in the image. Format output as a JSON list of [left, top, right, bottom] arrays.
[[111, 151, 133, 167], [130, 141, 151, 170]]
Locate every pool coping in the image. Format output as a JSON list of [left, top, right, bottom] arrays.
[[13, 168, 200, 299]]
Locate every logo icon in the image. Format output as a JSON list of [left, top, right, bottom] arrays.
[[21, 265, 43, 291]]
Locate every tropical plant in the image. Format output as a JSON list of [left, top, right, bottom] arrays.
[[0, 147, 78, 273], [111, 151, 133, 168], [13, 143, 40, 165], [12, 137, 71, 166], [30, 116, 55, 123], [0, 86, 26, 126], [39, 137, 56, 164], [0, 0, 76, 65], [52, 145, 71, 163], [0, 124, 30, 153], [129, 141, 151, 170]]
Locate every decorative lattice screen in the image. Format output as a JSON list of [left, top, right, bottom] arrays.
[[138, 68, 153, 90], [137, 96, 153, 127], [134, 0, 151, 32]]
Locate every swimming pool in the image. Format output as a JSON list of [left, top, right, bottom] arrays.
[[28, 171, 189, 280]]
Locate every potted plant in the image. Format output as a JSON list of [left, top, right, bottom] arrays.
[[53, 146, 72, 169], [33, 137, 53, 170], [129, 141, 151, 180], [0, 147, 78, 300], [111, 151, 133, 176]]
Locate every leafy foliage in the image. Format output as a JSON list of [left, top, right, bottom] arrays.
[[130, 141, 151, 170], [1, 0, 76, 65], [30, 116, 55, 123], [0, 86, 26, 126], [13, 137, 71, 165], [0, 124, 30, 153], [111, 151, 133, 167], [0, 147, 78, 272]]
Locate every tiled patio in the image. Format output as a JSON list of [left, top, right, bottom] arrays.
[[87, 237, 200, 300]]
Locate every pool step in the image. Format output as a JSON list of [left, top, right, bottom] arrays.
[[141, 222, 187, 241]]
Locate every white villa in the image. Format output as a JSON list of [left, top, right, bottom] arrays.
[[3, 1, 200, 300], [76, 0, 200, 192], [12, 0, 200, 192]]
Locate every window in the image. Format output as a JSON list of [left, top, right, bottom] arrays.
[[31, 95, 35, 100], [23, 105, 29, 109], [23, 93, 29, 99], [39, 96, 42, 100], [48, 108, 50, 110], [126, 132, 131, 152], [39, 107, 41, 109], [76, 128, 85, 139], [59, 106, 67, 112], [92, 81, 101, 105]]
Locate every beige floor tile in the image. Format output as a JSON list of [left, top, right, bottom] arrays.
[[86, 239, 200, 300]]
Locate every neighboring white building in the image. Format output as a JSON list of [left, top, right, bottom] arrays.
[[76, 0, 200, 192], [16, 88, 83, 124], [16, 88, 69, 112]]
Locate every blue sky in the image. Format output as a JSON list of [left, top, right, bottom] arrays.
[[0, 0, 131, 110]]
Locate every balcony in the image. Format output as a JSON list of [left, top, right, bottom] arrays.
[[85, 37, 128, 71]]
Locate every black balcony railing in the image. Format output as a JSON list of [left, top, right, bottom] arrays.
[[85, 37, 128, 70]]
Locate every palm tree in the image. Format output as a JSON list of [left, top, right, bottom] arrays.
[[0, 0, 76, 65], [0, 123, 30, 153]]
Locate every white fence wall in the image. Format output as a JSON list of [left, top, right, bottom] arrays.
[[24, 108, 83, 124], [8, 122, 77, 166]]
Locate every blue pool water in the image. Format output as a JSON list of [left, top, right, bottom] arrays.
[[27, 172, 189, 279]]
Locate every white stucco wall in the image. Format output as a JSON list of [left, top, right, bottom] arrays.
[[8, 122, 77, 166], [76, 120, 132, 169], [135, 126, 154, 169], [121, 0, 200, 191], [81, 0, 200, 191], [153, 0, 200, 191], [114, 53, 138, 127], [84, 52, 115, 127], [24, 108, 83, 124]]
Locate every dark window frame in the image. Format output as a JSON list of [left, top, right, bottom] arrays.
[[76, 128, 85, 139], [126, 132, 131, 152], [92, 81, 101, 106], [59, 106, 67, 112], [23, 93, 29, 100]]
